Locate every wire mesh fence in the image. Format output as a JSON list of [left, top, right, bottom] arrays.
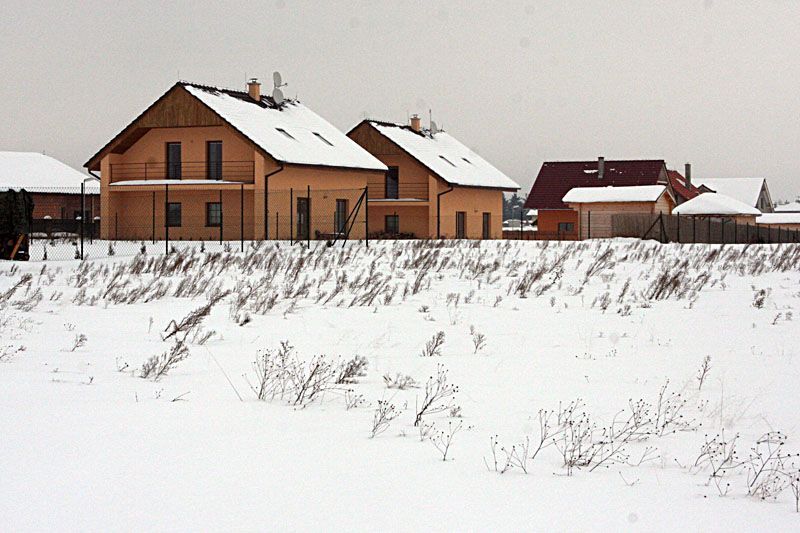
[[611, 213, 800, 244]]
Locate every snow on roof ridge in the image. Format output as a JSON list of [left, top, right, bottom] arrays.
[[184, 85, 386, 171], [562, 185, 666, 203], [365, 121, 518, 190], [673, 192, 761, 216]]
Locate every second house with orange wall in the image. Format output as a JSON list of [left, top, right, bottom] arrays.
[[347, 117, 519, 239]]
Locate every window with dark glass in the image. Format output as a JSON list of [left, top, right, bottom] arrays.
[[385, 166, 399, 199], [558, 222, 574, 233], [456, 211, 466, 238], [207, 141, 222, 180], [335, 199, 349, 233], [482, 212, 491, 239], [166, 143, 181, 179], [166, 202, 182, 227], [385, 214, 399, 235], [206, 202, 222, 227]]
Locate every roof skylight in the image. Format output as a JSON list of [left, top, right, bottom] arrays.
[[275, 128, 296, 140], [439, 155, 456, 167], [313, 132, 334, 146]]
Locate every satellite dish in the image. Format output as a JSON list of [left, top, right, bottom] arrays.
[[272, 88, 285, 105], [430, 120, 439, 135], [273, 71, 283, 87]]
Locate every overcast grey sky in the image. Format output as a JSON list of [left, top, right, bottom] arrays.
[[1, 1, 798, 198]]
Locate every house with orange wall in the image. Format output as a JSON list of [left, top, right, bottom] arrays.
[[524, 159, 675, 239], [84, 80, 387, 241], [347, 118, 519, 239]]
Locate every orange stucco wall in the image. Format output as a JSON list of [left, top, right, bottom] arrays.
[[536, 209, 579, 239], [349, 122, 507, 239]]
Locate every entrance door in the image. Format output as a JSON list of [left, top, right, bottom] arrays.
[[296, 197, 310, 240]]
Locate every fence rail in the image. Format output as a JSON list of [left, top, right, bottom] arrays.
[[611, 213, 800, 244]]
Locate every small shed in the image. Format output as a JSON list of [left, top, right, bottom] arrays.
[[562, 185, 673, 239], [672, 192, 761, 224]]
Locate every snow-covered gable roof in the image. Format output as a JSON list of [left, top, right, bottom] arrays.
[[756, 213, 800, 225], [0, 152, 99, 193], [672, 192, 761, 216], [693, 178, 766, 207], [362, 121, 519, 190], [183, 84, 386, 172], [775, 201, 800, 212], [562, 185, 666, 204]]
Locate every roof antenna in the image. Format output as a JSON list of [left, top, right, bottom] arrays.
[[429, 108, 440, 135]]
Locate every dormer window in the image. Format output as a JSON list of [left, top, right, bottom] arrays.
[[313, 132, 334, 146], [276, 128, 296, 140], [439, 155, 456, 167]]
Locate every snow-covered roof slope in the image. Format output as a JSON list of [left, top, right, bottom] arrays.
[[184, 84, 386, 172], [364, 121, 519, 190], [0, 152, 99, 193], [673, 192, 761, 216], [694, 178, 765, 207], [563, 185, 666, 204], [756, 213, 800, 225], [775, 201, 800, 212]]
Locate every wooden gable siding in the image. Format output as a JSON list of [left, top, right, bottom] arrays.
[[87, 85, 230, 170]]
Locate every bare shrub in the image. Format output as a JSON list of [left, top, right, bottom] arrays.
[[692, 430, 745, 496], [696, 355, 711, 391], [162, 291, 228, 341], [370, 399, 400, 438], [420, 331, 445, 357], [336, 355, 368, 384], [431, 420, 466, 461], [384, 372, 417, 390], [745, 432, 793, 500], [69, 333, 88, 352], [470, 325, 486, 354], [654, 379, 697, 436], [140, 341, 190, 381], [344, 389, 366, 410], [414, 364, 459, 426]]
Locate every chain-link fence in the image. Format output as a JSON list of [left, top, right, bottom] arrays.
[[25, 185, 372, 261], [611, 213, 800, 244]]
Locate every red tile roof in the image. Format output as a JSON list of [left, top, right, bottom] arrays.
[[666, 170, 702, 203], [524, 160, 667, 210]]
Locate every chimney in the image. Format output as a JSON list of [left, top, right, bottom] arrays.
[[684, 163, 692, 187], [410, 114, 421, 132], [598, 156, 605, 180], [247, 78, 261, 101]]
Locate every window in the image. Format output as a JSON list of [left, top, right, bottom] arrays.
[[558, 222, 574, 233], [439, 155, 456, 167], [207, 141, 222, 180], [456, 211, 466, 238], [482, 212, 491, 239], [166, 202, 182, 227], [276, 128, 296, 140], [335, 199, 349, 233], [385, 214, 399, 235], [313, 132, 334, 146], [206, 202, 222, 227], [385, 166, 399, 199], [166, 142, 181, 179]]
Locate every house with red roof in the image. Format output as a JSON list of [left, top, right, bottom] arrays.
[[523, 158, 679, 239]]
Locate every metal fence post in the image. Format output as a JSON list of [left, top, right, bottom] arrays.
[[165, 183, 169, 255], [290, 188, 293, 244], [219, 189, 223, 244], [692, 216, 696, 243], [307, 184, 311, 248], [707, 217, 711, 244], [676, 214, 680, 243], [264, 176, 269, 241], [151, 191, 156, 243], [275, 212, 279, 240], [80, 181, 85, 260], [240, 183, 244, 252], [365, 186, 369, 248], [587, 211, 591, 240]]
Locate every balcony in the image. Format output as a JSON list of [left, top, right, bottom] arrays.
[[367, 180, 429, 201], [109, 161, 255, 183]]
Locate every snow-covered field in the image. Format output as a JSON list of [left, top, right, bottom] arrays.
[[2, 239, 799, 531]]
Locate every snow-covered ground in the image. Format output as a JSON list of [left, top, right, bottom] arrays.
[[1, 239, 799, 531]]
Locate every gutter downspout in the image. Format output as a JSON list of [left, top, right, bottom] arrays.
[[264, 163, 284, 240], [436, 185, 454, 239]]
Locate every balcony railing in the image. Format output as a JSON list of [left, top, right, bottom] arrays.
[[109, 161, 255, 183], [367, 180, 429, 201]]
